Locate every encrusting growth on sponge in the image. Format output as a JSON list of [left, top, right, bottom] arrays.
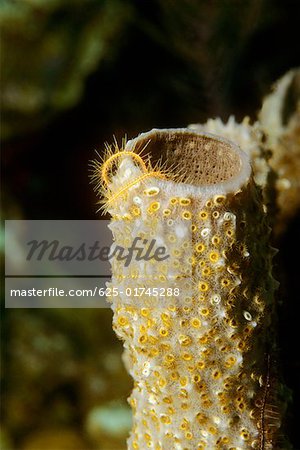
[[94, 128, 288, 449]]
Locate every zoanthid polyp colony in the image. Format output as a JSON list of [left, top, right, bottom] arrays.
[[94, 128, 289, 449]]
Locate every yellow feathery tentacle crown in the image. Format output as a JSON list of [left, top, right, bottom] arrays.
[[94, 129, 288, 450]]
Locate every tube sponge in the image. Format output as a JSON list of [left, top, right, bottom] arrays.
[[190, 69, 300, 236], [96, 129, 288, 449], [259, 68, 300, 234]]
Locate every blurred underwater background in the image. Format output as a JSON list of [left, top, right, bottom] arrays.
[[1, 1, 300, 449]]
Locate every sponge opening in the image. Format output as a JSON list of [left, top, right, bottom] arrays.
[[133, 129, 242, 186]]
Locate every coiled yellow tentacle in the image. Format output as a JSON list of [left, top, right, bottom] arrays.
[[101, 151, 148, 186]]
